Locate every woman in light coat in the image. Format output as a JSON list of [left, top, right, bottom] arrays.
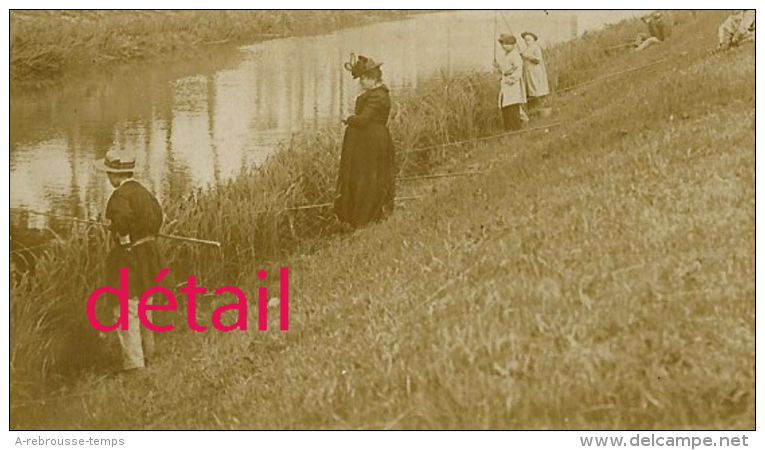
[[520, 31, 550, 111], [493, 33, 526, 131]]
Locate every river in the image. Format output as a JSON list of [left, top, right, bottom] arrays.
[[9, 10, 648, 235]]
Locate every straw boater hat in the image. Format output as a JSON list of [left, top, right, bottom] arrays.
[[344, 53, 383, 79], [521, 31, 539, 41], [97, 149, 136, 174], [498, 33, 517, 45]]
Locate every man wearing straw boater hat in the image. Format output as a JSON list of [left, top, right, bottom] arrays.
[[493, 33, 527, 131], [98, 149, 164, 372]]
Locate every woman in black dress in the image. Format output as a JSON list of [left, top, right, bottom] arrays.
[[334, 54, 396, 228]]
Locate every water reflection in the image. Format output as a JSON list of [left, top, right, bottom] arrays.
[[9, 10, 648, 235]]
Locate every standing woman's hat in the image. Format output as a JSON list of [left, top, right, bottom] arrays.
[[521, 31, 539, 41], [343, 53, 383, 79], [498, 33, 517, 44], [97, 149, 136, 173]]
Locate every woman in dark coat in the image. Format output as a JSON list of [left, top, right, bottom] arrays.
[[334, 54, 396, 228]]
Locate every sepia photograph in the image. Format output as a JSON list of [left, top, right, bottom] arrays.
[[6, 4, 756, 440]]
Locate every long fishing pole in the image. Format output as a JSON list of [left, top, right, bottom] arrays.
[[498, 10, 514, 36], [14, 209, 221, 247], [493, 10, 498, 62], [283, 196, 421, 212], [498, 11, 527, 53]]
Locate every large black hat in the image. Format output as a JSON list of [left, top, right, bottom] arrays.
[[343, 54, 383, 79]]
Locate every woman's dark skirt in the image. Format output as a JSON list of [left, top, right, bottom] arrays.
[[334, 123, 396, 228]]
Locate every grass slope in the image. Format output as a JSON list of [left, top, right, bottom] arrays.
[[11, 11, 754, 429]]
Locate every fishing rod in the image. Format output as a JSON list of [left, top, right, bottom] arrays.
[[398, 171, 487, 182], [283, 196, 421, 212], [497, 11, 529, 53], [494, 10, 498, 62], [498, 10, 514, 35], [553, 55, 673, 94], [602, 42, 637, 54], [13, 208, 221, 247], [405, 122, 564, 153]]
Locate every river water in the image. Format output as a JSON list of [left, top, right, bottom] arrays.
[[9, 10, 647, 234]]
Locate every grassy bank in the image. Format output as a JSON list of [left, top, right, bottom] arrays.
[[11, 10, 754, 429], [10, 10, 418, 82]]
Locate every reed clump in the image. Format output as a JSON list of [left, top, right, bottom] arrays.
[[10, 224, 118, 408]]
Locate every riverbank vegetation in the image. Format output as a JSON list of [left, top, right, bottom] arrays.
[[11, 10, 753, 429], [10, 10, 418, 83]]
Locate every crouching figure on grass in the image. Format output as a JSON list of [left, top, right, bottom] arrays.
[[634, 12, 671, 52], [334, 54, 396, 229], [98, 149, 165, 372], [718, 10, 755, 51]]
